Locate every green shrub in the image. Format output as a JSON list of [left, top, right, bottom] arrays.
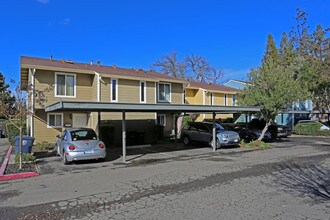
[[182, 115, 193, 128], [241, 140, 271, 149], [6, 121, 26, 145], [33, 141, 56, 152], [14, 153, 36, 164], [293, 123, 330, 136]]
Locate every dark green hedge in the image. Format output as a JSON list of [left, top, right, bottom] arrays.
[[293, 123, 330, 136], [5, 122, 27, 145]]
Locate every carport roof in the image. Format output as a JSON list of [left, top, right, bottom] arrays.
[[45, 101, 260, 113]]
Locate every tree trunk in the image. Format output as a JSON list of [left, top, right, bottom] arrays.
[[258, 119, 272, 141]]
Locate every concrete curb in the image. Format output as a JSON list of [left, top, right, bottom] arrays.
[[0, 145, 39, 181]]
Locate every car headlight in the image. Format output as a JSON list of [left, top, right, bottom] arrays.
[[221, 134, 229, 138]]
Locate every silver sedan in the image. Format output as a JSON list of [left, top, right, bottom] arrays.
[[56, 128, 106, 165]]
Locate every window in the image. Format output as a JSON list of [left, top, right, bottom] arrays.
[[140, 81, 146, 103], [55, 73, 76, 97], [47, 113, 63, 128], [224, 94, 227, 106], [233, 94, 236, 106], [158, 83, 171, 102], [183, 89, 186, 104], [157, 114, 166, 126], [210, 92, 213, 105], [111, 78, 118, 102]]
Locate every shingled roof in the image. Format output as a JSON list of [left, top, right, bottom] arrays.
[[185, 81, 239, 93], [20, 56, 186, 83]]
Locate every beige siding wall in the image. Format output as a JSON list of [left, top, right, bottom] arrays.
[[100, 112, 156, 121], [171, 83, 184, 104], [100, 78, 156, 103], [34, 70, 94, 108], [33, 110, 63, 143], [91, 74, 98, 101]]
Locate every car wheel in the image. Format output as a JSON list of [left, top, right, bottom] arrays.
[[56, 145, 60, 156], [63, 151, 70, 165], [183, 136, 190, 146]]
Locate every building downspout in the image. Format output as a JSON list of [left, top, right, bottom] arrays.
[[202, 89, 206, 120], [29, 68, 36, 137]]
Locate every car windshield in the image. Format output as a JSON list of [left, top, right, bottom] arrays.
[[71, 130, 97, 141], [204, 123, 224, 131]]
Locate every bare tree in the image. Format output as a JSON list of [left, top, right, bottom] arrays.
[[0, 79, 52, 170], [209, 67, 224, 84], [152, 52, 186, 79], [185, 54, 212, 82]]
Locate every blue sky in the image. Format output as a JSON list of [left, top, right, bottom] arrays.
[[0, 0, 329, 89]]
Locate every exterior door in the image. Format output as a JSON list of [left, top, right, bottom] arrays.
[[72, 113, 88, 128]]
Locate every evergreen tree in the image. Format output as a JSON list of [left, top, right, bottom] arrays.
[[261, 34, 280, 70], [279, 32, 295, 66]]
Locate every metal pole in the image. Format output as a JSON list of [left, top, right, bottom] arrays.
[[174, 113, 178, 146], [212, 112, 216, 152], [292, 113, 295, 130], [97, 111, 101, 137], [122, 110, 126, 163]]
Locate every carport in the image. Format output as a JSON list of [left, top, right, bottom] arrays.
[[45, 101, 260, 163]]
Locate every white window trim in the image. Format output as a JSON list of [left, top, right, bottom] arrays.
[[110, 78, 118, 102], [233, 94, 236, 106], [157, 114, 166, 126], [158, 82, 171, 102], [140, 81, 147, 103], [224, 94, 227, 106], [54, 72, 76, 98], [47, 113, 63, 128]]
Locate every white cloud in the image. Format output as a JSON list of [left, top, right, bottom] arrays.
[[61, 18, 71, 25], [36, 0, 49, 4]]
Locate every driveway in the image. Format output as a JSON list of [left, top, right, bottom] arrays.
[[0, 136, 329, 219]]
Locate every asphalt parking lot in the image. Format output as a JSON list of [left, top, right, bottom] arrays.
[[0, 135, 329, 219]]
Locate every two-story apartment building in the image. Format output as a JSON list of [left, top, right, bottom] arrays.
[[20, 56, 186, 145], [184, 81, 239, 121]]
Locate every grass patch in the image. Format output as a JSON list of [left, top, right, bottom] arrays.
[[33, 141, 56, 152], [14, 153, 36, 164], [240, 140, 271, 149]]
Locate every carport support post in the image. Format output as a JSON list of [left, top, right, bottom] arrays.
[[174, 113, 178, 146], [122, 110, 127, 163], [212, 112, 216, 152]]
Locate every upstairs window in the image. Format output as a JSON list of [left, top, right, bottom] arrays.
[[55, 73, 76, 97], [111, 78, 118, 102], [224, 94, 227, 106], [233, 94, 237, 106], [210, 92, 213, 105], [140, 81, 146, 103], [158, 83, 171, 102]]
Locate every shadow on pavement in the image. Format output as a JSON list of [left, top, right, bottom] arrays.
[[273, 163, 330, 203]]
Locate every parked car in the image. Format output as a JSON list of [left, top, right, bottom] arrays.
[[56, 128, 106, 165], [180, 122, 240, 148], [219, 122, 272, 142], [276, 124, 292, 138], [297, 120, 330, 130]]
